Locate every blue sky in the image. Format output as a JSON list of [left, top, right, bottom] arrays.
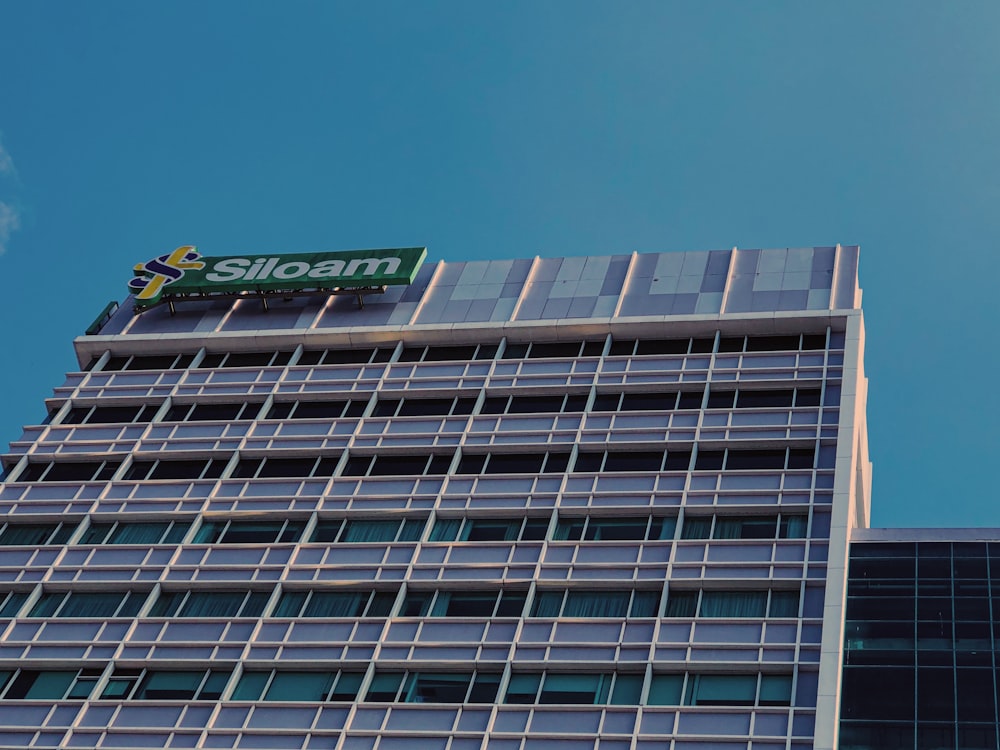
[[0, 2, 997, 527]]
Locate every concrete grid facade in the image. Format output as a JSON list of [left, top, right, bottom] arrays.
[[0, 245, 870, 750]]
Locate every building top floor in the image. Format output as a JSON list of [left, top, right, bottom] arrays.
[[80, 246, 861, 362]]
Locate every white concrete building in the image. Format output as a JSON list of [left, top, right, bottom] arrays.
[[0, 245, 869, 750]]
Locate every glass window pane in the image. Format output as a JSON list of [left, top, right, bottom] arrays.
[[341, 521, 399, 543], [540, 673, 607, 704], [429, 519, 462, 542], [564, 591, 629, 618], [700, 592, 767, 618], [505, 674, 541, 704], [303, 593, 363, 618], [406, 673, 471, 703], [759, 675, 792, 706], [648, 674, 683, 705], [686, 674, 756, 706], [366, 673, 404, 702], [59, 592, 129, 618], [232, 672, 270, 701], [108, 523, 170, 545], [23, 671, 76, 699], [265, 672, 336, 701], [0, 525, 58, 546], [274, 592, 307, 617], [330, 672, 363, 701], [137, 671, 205, 700], [610, 674, 643, 705], [179, 592, 247, 618]]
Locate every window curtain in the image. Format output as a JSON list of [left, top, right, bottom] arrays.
[[109, 523, 169, 545], [0, 525, 55, 546], [341, 521, 398, 543], [58, 592, 127, 618], [699, 592, 767, 618], [654, 517, 678, 540], [629, 591, 661, 617], [680, 517, 712, 539], [531, 592, 564, 617], [273, 592, 308, 617], [769, 591, 800, 617], [781, 515, 808, 539], [554, 519, 585, 540], [305, 592, 364, 618], [563, 591, 630, 618], [429, 518, 462, 542]]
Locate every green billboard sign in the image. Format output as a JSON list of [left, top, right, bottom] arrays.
[[128, 246, 426, 311]]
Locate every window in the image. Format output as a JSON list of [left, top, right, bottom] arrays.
[[99, 353, 196, 372], [264, 399, 368, 420], [296, 347, 392, 366], [664, 589, 799, 618], [232, 455, 341, 479], [79, 520, 191, 545], [150, 590, 270, 618], [399, 343, 499, 362], [123, 458, 228, 481], [711, 388, 822, 409], [499, 341, 604, 360], [429, 517, 549, 542], [530, 589, 661, 618], [0, 521, 76, 546], [374, 396, 477, 418], [232, 670, 364, 701], [554, 515, 676, 542], [456, 452, 571, 475], [401, 589, 527, 618], [28, 591, 146, 618], [591, 391, 702, 412], [573, 450, 691, 473], [719, 334, 826, 353], [274, 589, 396, 618], [13, 460, 121, 483], [340, 453, 454, 477], [480, 393, 589, 415], [0, 669, 101, 700], [0, 592, 28, 617], [193, 519, 305, 544], [680, 514, 808, 540], [682, 673, 792, 706], [62, 403, 162, 425], [101, 668, 230, 700], [197, 351, 293, 368], [609, 338, 710, 356], [366, 671, 500, 703], [309, 518, 425, 543], [163, 402, 263, 421], [504, 672, 641, 705], [692, 447, 815, 471]]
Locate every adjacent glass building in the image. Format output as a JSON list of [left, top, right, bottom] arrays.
[[0, 246, 870, 749]]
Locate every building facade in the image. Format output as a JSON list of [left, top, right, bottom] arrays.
[[0, 246, 869, 750], [842, 530, 1000, 750]]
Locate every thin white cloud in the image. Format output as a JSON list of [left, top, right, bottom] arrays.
[[0, 139, 15, 178], [0, 202, 20, 256], [0, 136, 21, 254]]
